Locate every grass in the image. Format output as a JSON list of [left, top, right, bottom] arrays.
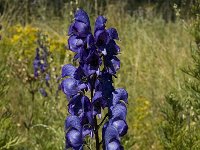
[[0, 4, 193, 149]]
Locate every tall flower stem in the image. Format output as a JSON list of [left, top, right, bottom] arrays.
[[91, 76, 100, 150]]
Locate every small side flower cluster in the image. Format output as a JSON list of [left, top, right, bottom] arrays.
[[33, 33, 52, 97], [61, 9, 128, 150]]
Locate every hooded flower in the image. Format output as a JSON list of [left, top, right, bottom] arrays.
[[65, 115, 83, 150], [103, 125, 124, 150]]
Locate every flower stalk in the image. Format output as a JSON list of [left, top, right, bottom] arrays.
[[61, 9, 128, 150]]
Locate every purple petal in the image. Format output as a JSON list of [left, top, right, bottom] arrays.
[[112, 119, 128, 136], [107, 139, 124, 150], [73, 21, 90, 37], [87, 34, 94, 48], [73, 53, 80, 61], [78, 83, 87, 91], [62, 64, 76, 78], [111, 103, 127, 120], [82, 124, 92, 137], [107, 28, 119, 40], [92, 91, 102, 103], [75, 9, 90, 26], [112, 88, 128, 106], [68, 94, 83, 115], [61, 78, 79, 97], [82, 96, 92, 112], [74, 66, 85, 80], [107, 56, 120, 74], [81, 63, 96, 76], [106, 40, 120, 56], [92, 91, 107, 108], [68, 23, 74, 35], [95, 16, 107, 32], [82, 96, 93, 124], [68, 35, 84, 53], [66, 129, 82, 148], [65, 115, 81, 131], [79, 49, 102, 76], [105, 126, 119, 145], [100, 72, 115, 98], [95, 29, 109, 46], [68, 95, 92, 124]]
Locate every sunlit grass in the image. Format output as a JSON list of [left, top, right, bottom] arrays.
[[0, 5, 193, 149]]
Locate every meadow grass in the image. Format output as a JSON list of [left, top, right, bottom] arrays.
[[0, 6, 193, 149]]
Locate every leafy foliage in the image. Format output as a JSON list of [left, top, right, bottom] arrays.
[[159, 1, 200, 150], [0, 2, 193, 149]]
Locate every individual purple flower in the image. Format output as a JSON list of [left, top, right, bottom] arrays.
[[61, 64, 88, 99], [62, 9, 128, 150], [68, 9, 91, 38], [65, 115, 83, 149], [68, 94, 93, 125], [109, 103, 128, 136], [103, 126, 124, 150]]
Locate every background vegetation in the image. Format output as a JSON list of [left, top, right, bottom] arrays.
[[0, 0, 199, 149]]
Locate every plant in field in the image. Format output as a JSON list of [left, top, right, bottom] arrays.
[[160, 1, 200, 149], [61, 9, 128, 150], [0, 62, 25, 149], [33, 33, 53, 97]]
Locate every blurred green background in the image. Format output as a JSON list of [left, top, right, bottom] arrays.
[[0, 0, 199, 149]]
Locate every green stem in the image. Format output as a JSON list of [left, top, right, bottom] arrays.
[[98, 113, 108, 130], [91, 76, 100, 150], [94, 116, 100, 150]]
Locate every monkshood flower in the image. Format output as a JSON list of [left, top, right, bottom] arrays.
[[33, 34, 51, 97], [61, 9, 128, 150]]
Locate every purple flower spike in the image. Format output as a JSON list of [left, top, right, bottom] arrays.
[[33, 40, 52, 97], [62, 9, 128, 149]]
